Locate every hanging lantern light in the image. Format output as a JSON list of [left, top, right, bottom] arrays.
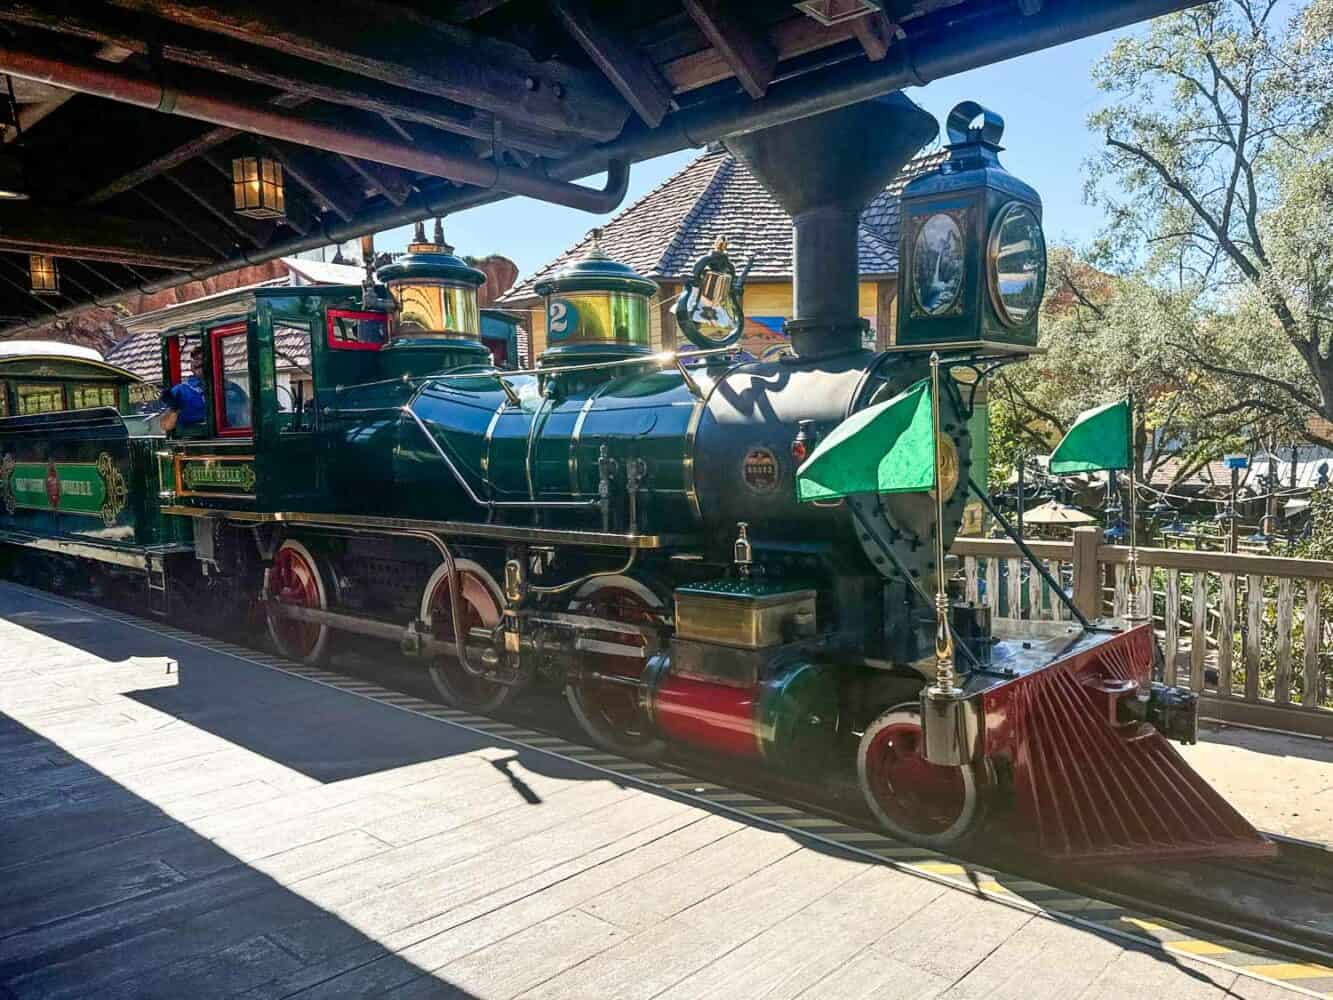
[[231, 155, 285, 219], [29, 253, 58, 295]]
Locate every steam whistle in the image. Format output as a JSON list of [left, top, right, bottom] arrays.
[[359, 233, 395, 312], [676, 237, 748, 349]]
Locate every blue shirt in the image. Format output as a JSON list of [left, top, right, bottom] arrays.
[[162, 376, 206, 426]]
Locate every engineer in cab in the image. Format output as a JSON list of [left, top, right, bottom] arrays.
[[160, 344, 207, 432]]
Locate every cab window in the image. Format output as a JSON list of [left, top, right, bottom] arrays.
[[17, 383, 64, 415], [166, 332, 202, 386], [210, 323, 252, 435], [0, 385, 8, 417], [71, 384, 119, 410], [274, 320, 315, 430], [327, 309, 388, 350]]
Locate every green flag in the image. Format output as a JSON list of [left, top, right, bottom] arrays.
[[1048, 398, 1131, 474], [795, 379, 935, 502]]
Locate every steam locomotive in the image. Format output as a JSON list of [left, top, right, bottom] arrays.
[[0, 94, 1271, 862]]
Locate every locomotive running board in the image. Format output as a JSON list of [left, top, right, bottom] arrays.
[[158, 506, 696, 550], [986, 623, 1275, 864]]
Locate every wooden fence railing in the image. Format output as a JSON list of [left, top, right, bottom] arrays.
[[953, 527, 1333, 739]]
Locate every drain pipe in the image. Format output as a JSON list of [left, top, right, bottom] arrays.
[[0, 45, 629, 215]]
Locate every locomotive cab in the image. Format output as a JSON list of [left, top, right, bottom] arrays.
[[138, 285, 388, 514]]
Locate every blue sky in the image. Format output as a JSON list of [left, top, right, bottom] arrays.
[[376, 24, 1136, 281]]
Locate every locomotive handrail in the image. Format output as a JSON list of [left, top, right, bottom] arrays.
[[329, 347, 739, 395], [400, 407, 600, 511]]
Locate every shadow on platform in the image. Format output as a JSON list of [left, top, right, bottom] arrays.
[[0, 711, 484, 999]]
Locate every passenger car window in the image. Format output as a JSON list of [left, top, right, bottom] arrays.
[[71, 385, 119, 410], [17, 384, 64, 415], [210, 325, 252, 435]]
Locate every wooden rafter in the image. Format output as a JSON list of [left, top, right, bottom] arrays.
[[105, 0, 631, 140], [682, 0, 777, 99], [133, 188, 233, 259], [551, 0, 673, 128], [81, 94, 310, 206], [258, 142, 361, 223], [339, 155, 414, 207], [160, 172, 271, 249], [0, 3, 580, 159], [444, 0, 513, 21], [659, 15, 860, 93]]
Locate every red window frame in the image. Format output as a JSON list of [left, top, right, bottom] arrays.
[[326, 309, 388, 352], [166, 335, 182, 385], [209, 322, 251, 438]]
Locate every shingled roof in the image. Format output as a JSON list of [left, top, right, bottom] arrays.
[[500, 145, 948, 305]]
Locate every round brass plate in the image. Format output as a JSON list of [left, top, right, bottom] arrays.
[[931, 434, 960, 502]]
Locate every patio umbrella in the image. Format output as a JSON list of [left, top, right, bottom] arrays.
[[1022, 501, 1097, 526]]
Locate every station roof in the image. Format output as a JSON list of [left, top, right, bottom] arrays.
[[500, 145, 947, 304], [0, 0, 1194, 339]]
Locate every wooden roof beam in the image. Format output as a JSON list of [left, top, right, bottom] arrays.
[[659, 15, 859, 93], [160, 171, 273, 248], [81, 93, 309, 206], [133, 188, 234, 259], [0, 204, 216, 268], [339, 155, 414, 207], [551, 1, 673, 128], [106, 0, 631, 141], [683, 0, 777, 99], [0, 3, 576, 158], [445, 0, 513, 22]]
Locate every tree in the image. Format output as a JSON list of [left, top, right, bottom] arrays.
[[988, 247, 1254, 489], [1086, 0, 1333, 446]]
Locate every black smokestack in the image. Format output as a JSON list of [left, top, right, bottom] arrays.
[[725, 93, 937, 358]]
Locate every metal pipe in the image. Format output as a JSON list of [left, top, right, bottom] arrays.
[[0, 0, 1198, 338], [0, 45, 629, 214]]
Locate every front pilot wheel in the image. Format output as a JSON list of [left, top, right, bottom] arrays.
[[857, 702, 988, 849]]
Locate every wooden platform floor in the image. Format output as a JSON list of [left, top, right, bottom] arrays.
[[0, 582, 1310, 1000]]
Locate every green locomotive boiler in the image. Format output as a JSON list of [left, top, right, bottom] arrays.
[[0, 95, 1270, 863]]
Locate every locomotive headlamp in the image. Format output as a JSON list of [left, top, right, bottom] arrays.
[[897, 102, 1046, 352], [375, 218, 485, 340], [231, 155, 285, 220], [533, 228, 657, 367]]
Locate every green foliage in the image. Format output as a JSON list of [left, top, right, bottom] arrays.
[[990, 0, 1333, 483], [990, 251, 1252, 487], [1083, 0, 1333, 445]]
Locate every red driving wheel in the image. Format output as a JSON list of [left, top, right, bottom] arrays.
[[857, 702, 985, 847], [419, 559, 510, 712], [265, 540, 330, 664], [565, 577, 666, 756]]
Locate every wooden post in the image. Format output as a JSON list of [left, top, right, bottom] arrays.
[[1190, 570, 1207, 692], [1218, 572, 1235, 696], [1164, 568, 1180, 686], [1245, 575, 1264, 702], [1275, 577, 1294, 705], [1071, 526, 1100, 621]]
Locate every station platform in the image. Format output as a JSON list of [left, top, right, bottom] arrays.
[[0, 580, 1325, 1000]]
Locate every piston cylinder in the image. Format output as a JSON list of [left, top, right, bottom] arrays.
[[642, 657, 838, 768]]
